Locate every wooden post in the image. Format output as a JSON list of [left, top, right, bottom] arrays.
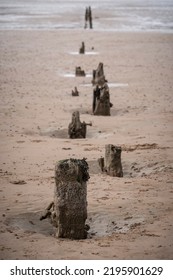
[[72, 87, 79, 96], [93, 83, 111, 116], [75, 66, 86, 77], [92, 85, 100, 113], [88, 6, 93, 29], [92, 62, 106, 86], [68, 111, 92, 139], [92, 62, 113, 115], [104, 144, 123, 177], [98, 144, 123, 177], [84, 7, 93, 29], [98, 157, 104, 172], [79, 42, 85, 54], [84, 7, 89, 29], [54, 158, 89, 239]]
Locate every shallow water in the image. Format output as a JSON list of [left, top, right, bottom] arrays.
[[0, 0, 173, 32]]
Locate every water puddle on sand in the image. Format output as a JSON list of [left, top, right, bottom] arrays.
[[81, 82, 129, 87], [87, 214, 145, 237], [108, 83, 128, 88], [62, 73, 92, 78], [69, 51, 99, 55], [5, 212, 55, 236], [60, 73, 128, 86], [5, 212, 144, 238]]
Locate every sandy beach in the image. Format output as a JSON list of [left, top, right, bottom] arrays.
[[0, 1, 173, 260]]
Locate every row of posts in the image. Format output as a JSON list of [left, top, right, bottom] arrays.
[[40, 7, 123, 240]]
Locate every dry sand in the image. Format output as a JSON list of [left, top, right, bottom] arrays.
[[0, 29, 173, 259]]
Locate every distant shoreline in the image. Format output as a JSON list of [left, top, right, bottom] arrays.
[[0, 0, 173, 32]]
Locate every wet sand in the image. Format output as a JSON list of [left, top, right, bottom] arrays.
[[0, 29, 173, 259]]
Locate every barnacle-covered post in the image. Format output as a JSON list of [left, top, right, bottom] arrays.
[[54, 158, 90, 239]]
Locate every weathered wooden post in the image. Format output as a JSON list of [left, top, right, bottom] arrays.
[[68, 111, 92, 139], [92, 62, 113, 115], [79, 42, 85, 54], [98, 157, 104, 172], [92, 62, 106, 86], [71, 86, 79, 96], [93, 83, 111, 116], [75, 66, 86, 76], [84, 7, 89, 29], [88, 6, 93, 29], [84, 6, 93, 29], [98, 144, 123, 177], [54, 158, 90, 239], [40, 158, 90, 239]]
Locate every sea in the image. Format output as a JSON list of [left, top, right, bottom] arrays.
[[0, 0, 173, 32]]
